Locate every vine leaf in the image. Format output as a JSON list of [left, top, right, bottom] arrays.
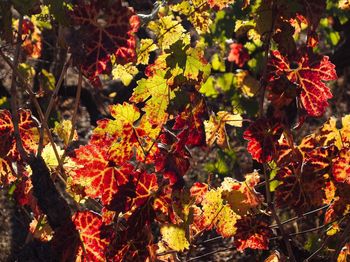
[[204, 111, 242, 147], [148, 15, 186, 50], [190, 182, 208, 204], [131, 71, 173, 126], [243, 118, 283, 163], [93, 102, 158, 164], [73, 211, 108, 262], [160, 224, 190, 252], [268, 49, 337, 116], [165, 40, 211, 82], [221, 172, 263, 216], [313, 115, 350, 149], [53, 119, 78, 146], [234, 215, 272, 251], [228, 43, 249, 67], [111, 63, 139, 86], [0, 157, 16, 185], [173, 93, 208, 148], [154, 132, 190, 185], [333, 148, 350, 184], [71, 143, 132, 206], [0, 109, 40, 163], [68, 0, 139, 86], [137, 38, 158, 65], [172, 0, 212, 34], [208, 0, 236, 10], [132, 172, 158, 207], [197, 188, 240, 237]]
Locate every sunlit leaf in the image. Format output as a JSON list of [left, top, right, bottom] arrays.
[[160, 224, 189, 252], [68, 0, 139, 85], [204, 111, 242, 147], [112, 63, 139, 86], [73, 211, 108, 262], [268, 49, 337, 116]]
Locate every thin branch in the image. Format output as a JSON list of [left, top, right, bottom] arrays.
[[0, 49, 65, 183], [305, 236, 330, 262], [263, 164, 296, 262], [10, 15, 28, 161], [58, 67, 83, 168], [333, 216, 350, 261], [37, 54, 71, 155], [270, 204, 330, 228], [187, 247, 233, 261], [258, 2, 276, 118]]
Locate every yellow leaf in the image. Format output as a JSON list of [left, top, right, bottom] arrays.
[[204, 111, 242, 147], [137, 38, 157, 65], [339, 0, 350, 10], [217, 111, 243, 127], [42, 143, 74, 170], [112, 63, 139, 86], [148, 15, 186, 50], [313, 115, 350, 150], [160, 224, 190, 251], [53, 119, 78, 146], [221, 172, 262, 216], [200, 189, 239, 237], [131, 71, 174, 126], [211, 53, 225, 72], [235, 70, 259, 97], [326, 222, 340, 236]]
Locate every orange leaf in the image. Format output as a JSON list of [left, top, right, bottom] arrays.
[[73, 211, 108, 262]]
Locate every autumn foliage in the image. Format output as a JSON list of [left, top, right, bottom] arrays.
[[1, 0, 350, 261]]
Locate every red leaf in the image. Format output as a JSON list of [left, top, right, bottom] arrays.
[[243, 119, 283, 163], [227, 43, 249, 67], [190, 182, 208, 204], [68, 0, 139, 86], [133, 172, 158, 207], [173, 93, 207, 148], [73, 211, 108, 262], [234, 215, 272, 251], [274, 162, 327, 214], [71, 143, 133, 206], [0, 109, 39, 161], [268, 49, 337, 117], [154, 132, 190, 186]]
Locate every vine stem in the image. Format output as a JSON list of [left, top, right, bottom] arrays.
[[0, 49, 65, 184], [256, 1, 296, 261], [57, 67, 83, 169], [263, 165, 296, 262], [258, 3, 276, 118], [37, 54, 72, 156], [10, 15, 28, 161], [269, 204, 330, 228]]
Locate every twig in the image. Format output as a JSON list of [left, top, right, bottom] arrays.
[[10, 15, 28, 161], [37, 54, 71, 155], [0, 49, 66, 183], [305, 236, 330, 262], [263, 164, 296, 262], [187, 247, 233, 261], [333, 216, 350, 261], [270, 204, 330, 228], [58, 67, 82, 168], [258, 2, 276, 118]]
